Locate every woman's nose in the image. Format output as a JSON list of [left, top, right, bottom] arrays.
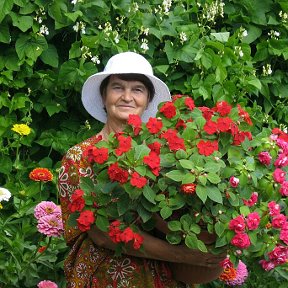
[[121, 89, 133, 101]]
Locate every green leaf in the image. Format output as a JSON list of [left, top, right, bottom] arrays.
[[143, 185, 156, 204], [160, 206, 172, 220], [179, 159, 194, 170], [166, 233, 182, 245], [67, 212, 79, 228], [165, 170, 185, 182], [207, 186, 223, 204], [184, 233, 198, 249], [134, 144, 150, 161], [0, 155, 12, 174], [207, 172, 221, 184], [181, 173, 196, 184], [0, 0, 14, 23], [247, 78, 262, 90], [96, 214, 109, 232], [80, 177, 95, 193], [0, 21, 10, 43], [160, 153, 176, 167], [40, 44, 59, 68], [239, 205, 251, 217], [211, 32, 230, 42], [196, 185, 207, 203], [214, 221, 225, 237], [168, 220, 182, 231], [10, 12, 33, 32]]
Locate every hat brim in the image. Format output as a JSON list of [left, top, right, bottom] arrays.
[[81, 71, 171, 123]]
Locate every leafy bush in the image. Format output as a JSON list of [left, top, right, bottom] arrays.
[[1, 0, 288, 286]]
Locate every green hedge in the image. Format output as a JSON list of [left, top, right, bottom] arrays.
[[0, 0, 288, 286]]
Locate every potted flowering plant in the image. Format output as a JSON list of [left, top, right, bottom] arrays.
[[68, 95, 288, 284]]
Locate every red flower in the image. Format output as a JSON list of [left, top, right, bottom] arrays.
[[172, 94, 184, 102], [175, 119, 187, 130], [128, 114, 142, 135], [167, 136, 186, 151], [230, 233, 251, 249], [147, 141, 162, 155], [204, 120, 218, 134], [83, 146, 109, 164], [38, 246, 47, 253], [108, 220, 122, 243], [107, 163, 129, 184], [146, 117, 163, 134], [161, 129, 178, 140], [143, 152, 161, 176], [216, 117, 233, 132], [198, 106, 214, 121], [130, 172, 147, 188], [115, 135, 132, 156], [181, 183, 197, 194], [233, 131, 252, 145], [133, 233, 144, 249], [120, 227, 135, 243], [68, 189, 86, 212], [29, 168, 53, 182], [237, 105, 252, 125], [77, 210, 95, 232], [159, 102, 176, 118], [214, 101, 232, 116], [185, 97, 195, 110], [197, 140, 219, 156]]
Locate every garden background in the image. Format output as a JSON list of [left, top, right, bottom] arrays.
[[0, 0, 288, 287]]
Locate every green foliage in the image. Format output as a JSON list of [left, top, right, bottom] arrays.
[[1, 0, 288, 286]]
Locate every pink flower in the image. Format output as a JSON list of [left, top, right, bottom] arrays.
[[274, 153, 288, 167], [246, 212, 260, 230], [276, 138, 288, 153], [231, 233, 251, 249], [280, 228, 288, 245], [37, 280, 58, 288], [37, 214, 64, 237], [268, 201, 281, 216], [243, 192, 258, 206], [268, 245, 288, 265], [225, 260, 248, 286], [34, 201, 61, 220], [229, 176, 239, 188], [279, 181, 288, 196], [271, 214, 287, 229], [259, 259, 275, 271], [258, 151, 272, 165], [273, 168, 286, 183], [229, 215, 246, 233]]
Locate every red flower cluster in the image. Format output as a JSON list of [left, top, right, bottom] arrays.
[[108, 220, 144, 250], [161, 129, 186, 151], [130, 172, 147, 188], [146, 117, 163, 134], [77, 210, 95, 232], [83, 145, 109, 164], [68, 189, 85, 212], [197, 139, 218, 156], [108, 163, 129, 184], [143, 152, 160, 176], [127, 114, 142, 135], [29, 168, 53, 182], [115, 135, 132, 156], [159, 102, 176, 118]]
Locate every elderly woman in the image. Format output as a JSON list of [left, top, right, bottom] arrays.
[[58, 52, 224, 288]]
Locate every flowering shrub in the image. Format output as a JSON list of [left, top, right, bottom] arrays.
[[68, 95, 288, 271]]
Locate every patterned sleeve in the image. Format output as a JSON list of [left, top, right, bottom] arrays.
[[58, 135, 101, 245]]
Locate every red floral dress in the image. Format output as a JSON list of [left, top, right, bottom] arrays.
[[58, 135, 190, 288]]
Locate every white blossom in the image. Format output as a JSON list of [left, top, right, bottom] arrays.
[[140, 39, 149, 52], [91, 56, 100, 64], [179, 31, 188, 44], [39, 24, 49, 35], [262, 64, 272, 76], [162, 0, 172, 14], [234, 46, 244, 58], [268, 30, 280, 40], [0, 187, 11, 202]]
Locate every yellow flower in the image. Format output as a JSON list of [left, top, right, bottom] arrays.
[[11, 124, 31, 136]]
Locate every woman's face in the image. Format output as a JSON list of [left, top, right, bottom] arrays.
[[103, 75, 149, 124]]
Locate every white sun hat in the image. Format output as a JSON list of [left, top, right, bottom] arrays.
[[81, 51, 171, 123]]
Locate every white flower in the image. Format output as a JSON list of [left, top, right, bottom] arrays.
[[179, 31, 188, 44], [242, 30, 248, 37], [39, 25, 49, 36], [91, 56, 100, 64], [0, 187, 11, 202], [71, 0, 78, 4], [140, 39, 149, 52]]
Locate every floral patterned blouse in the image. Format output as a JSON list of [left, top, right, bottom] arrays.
[[58, 134, 191, 288]]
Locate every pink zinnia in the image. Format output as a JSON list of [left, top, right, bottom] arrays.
[[37, 280, 58, 288], [34, 201, 61, 220], [37, 214, 64, 237], [225, 260, 248, 286]]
